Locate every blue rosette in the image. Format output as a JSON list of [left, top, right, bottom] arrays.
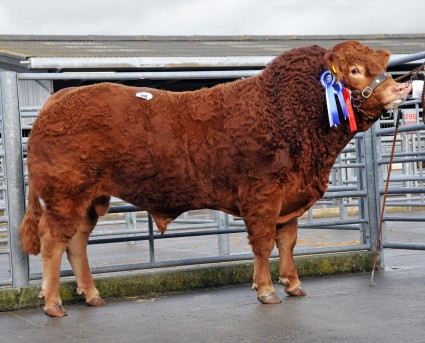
[[333, 81, 349, 121], [320, 71, 340, 127]]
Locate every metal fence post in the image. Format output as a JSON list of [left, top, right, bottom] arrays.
[[217, 211, 230, 255], [125, 211, 137, 245], [0, 71, 29, 287], [364, 123, 382, 261], [356, 135, 369, 245]]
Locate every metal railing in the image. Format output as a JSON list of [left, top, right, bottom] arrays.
[[374, 100, 425, 252], [0, 51, 423, 287]]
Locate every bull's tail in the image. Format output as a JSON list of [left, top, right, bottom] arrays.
[[19, 186, 42, 255]]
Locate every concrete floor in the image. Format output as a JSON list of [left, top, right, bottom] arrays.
[[1, 249, 425, 343]]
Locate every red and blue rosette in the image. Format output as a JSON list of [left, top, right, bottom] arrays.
[[320, 70, 357, 132]]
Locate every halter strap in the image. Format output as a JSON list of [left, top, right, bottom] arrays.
[[351, 72, 392, 105]]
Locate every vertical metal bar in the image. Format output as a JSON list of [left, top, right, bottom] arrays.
[[217, 211, 230, 255], [416, 103, 424, 203], [307, 208, 313, 222], [125, 211, 137, 245], [414, 103, 421, 199], [331, 166, 337, 206], [0, 71, 29, 287], [356, 135, 369, 245], [364, 123, 381, 259], [374, 120, 386, 271], [336, 155, 348, 220], [148, 214, 155, 263]]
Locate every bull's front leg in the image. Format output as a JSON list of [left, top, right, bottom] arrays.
[[245, 217, 281, 304], [276, 218, 306, 296]]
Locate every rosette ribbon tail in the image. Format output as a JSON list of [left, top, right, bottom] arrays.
[[320, 71, 340, 127], [342, 88, 357, 132]]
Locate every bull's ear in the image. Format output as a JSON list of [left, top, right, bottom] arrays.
[[367, 50, 391, 75], [324, 52, 343, 80], [376, 49, 391, 67]]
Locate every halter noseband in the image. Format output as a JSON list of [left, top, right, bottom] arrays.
[[350, 72, 392, 110]]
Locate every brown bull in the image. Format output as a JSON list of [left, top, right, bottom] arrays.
[[20, 41, 409, 317]]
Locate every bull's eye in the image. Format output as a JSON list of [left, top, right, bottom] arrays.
[[351, 68, 359, 75]]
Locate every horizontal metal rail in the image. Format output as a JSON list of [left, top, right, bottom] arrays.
[[300, 219, 366, 229], [20, 106, 42, 112], [330, 163, 365, 169], [326, 186, 358, 192], [387, 51, 425, 67], [92, 224, 220, 237], [383, 242, 425, 250], [387, 176, 425, 182], [376, 121, 424, 137], [18, 70, 261, 81], [379, 156, 425, 165], [29, 244, 370, 280], [228, 218, 365, 229], [0, 278, 12, 286], [382, 151, 425, 158], [383, 216, 425, 222], [88, 228, 246, 245], [379, 187, 425, 195], [322, 190, 367, 199], [137, 218, 216, 225], [108, 205, 141, 213], [384, 201, 425, 207]]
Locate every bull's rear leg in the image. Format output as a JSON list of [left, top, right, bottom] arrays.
[[276, 219, 306, 296], [38, 214, 72, 317], [246, 220, 281, 304], [66, 205, 105, 307]]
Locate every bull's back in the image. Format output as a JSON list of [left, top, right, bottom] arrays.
[[30, 83, 190, 174], [28, 83, 249, 210]]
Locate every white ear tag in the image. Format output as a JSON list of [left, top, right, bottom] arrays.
[[136, 92, 153, 100]]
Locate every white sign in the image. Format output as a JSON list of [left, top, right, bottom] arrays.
[[136, 92, 153, 100], [402, 109, 417, 126]]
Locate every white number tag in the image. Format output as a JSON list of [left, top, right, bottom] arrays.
[[136, 92, 153, 100]]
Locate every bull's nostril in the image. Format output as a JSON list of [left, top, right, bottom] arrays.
[[393, 83, 409, 93]]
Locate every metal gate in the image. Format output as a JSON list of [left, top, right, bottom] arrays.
[[0, 51, 424, 288], [375, 100, 425, 254]]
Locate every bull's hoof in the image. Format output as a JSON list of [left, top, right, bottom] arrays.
[[285, 287, 306, 297], [257, 292, 282, 304], [87, 296, 106, 307], [44, 304, 68, 317]]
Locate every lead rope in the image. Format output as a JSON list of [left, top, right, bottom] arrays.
[[370, 63, 425, 286], [394, 61, 425, 108], [394, 62, 425, 83], [370, 109, 401, 286]]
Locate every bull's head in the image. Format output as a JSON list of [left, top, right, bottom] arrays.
[[324, 41, 409, 129]]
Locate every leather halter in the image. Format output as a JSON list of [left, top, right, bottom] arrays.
[[350, 72, 392, 110]]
